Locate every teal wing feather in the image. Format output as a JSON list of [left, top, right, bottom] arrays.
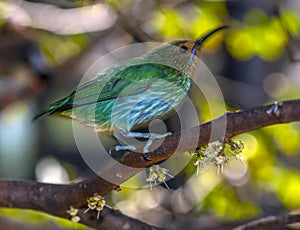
[[33, 63, 150, 120], [33, 62, 189, 130]]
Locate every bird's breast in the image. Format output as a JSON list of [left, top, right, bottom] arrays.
[[110, 82, 189, 132]]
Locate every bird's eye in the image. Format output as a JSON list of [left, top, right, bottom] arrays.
[[179, 45, 188, 54]]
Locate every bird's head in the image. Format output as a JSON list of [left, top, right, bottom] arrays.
[[145, 25, 228, 76]]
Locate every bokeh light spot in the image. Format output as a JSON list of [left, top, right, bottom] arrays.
[[226, 30, 254, 60], [263, 72, 289, 98]]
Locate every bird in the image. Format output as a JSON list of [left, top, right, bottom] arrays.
[[33, 26, 228, 160]]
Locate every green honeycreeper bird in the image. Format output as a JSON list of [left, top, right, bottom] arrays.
[[34, 26, 227, 160]]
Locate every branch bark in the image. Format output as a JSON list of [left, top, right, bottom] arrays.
[[232, 214, 300, 230], [1, 99, 300, 229]]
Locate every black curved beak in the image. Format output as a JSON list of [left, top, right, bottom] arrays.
[[189, 25, 228, 64], [194, 25, 229, 47]]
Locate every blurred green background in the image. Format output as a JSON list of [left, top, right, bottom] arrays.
[[0, 0, 300, 229]]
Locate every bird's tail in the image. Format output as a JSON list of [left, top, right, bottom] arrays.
[[32, 109, 54, 121], [32, 96, 70, 121]]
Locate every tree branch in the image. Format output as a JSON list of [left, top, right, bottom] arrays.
[[1, 99, 300, 228], [232, 214, 300, 230], [0, 180, 161, 229], [78, 207, 163, 230]]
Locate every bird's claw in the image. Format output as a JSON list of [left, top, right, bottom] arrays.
[[111, 131, 172, 161], [142, 132, 172, 160], [108, 145, 136, 156], [143, 132, 172, 153], [142, 152, 152, 161]]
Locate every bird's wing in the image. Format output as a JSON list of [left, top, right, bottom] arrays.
[[33, 62, 184, 121], [58, 63, 182, 111], [67, 64, 157, 108]]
